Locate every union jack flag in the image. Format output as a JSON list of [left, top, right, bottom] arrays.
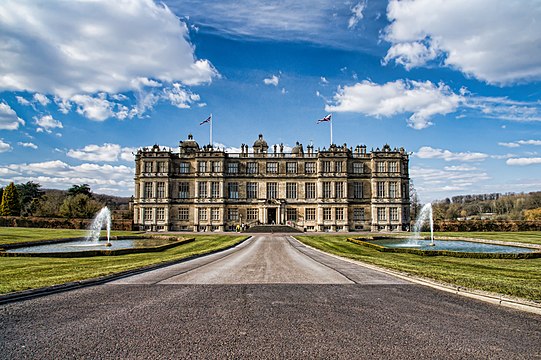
[[199, 114, 212, 125], [317, 114, 332, 123]]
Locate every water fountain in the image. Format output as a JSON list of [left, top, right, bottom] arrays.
[[412, 203, 435, 246], [86, 206, 112, 246]]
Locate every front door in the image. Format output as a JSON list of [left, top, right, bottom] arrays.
[[267, 208, 277, 224]]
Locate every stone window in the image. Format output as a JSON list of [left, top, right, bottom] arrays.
[[286, 183, 297, 199], [267, 182, 277, 199], [286, 208, 297, 221], [389, 182, 398, 198], [305, 162, 316, 174], [305, 183, 316, 199], [228, 208, 239, 221], [178, 208, 189, 221], [144, 182, 153, 198], [266, 162, 278, 173], [143, 208, 152, 221], [389, 161, 398, 173], [335, 161, 343, 173], [323, 208, 332, 221], [390, 207, 399, 221], [228, 182, 239, 199], [198, 161, 207, 173], [198, 208, 207, 221], [305, 208, 316, 221], [353, 182, 363, 199], [227, 162, 239, 174], [211, 182, 220, 198], [157, 182, 165, 198], [377, 208, 386, 221], [211, 208, 220, 221], [212, 161, 222, 173], [179, 162, 190, 174], [322, 161, 332, 173], [377, 182, 386, 198], [156, 208, 165, 221], [323, 182, 332, 198], [198, 182, 207, 198], [353, 162, 363, 174], [286, 162, 297, 174], [335, 182, 344, 199], [247, 208, 258, 220], [247, 182, 258, 199], [179, 182, 189, 199], [247, 162, 258, 174], [377, 162, 386, 173], [144, 161, 153, 173], [353, 208, 365, 221], [157, 162, 167, 173], [335, 208, 344, 221]]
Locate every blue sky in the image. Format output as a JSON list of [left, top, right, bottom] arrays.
[[1, 0, 541, 202]]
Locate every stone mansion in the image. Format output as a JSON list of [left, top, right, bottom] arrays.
[[133, 134, 411, 232]]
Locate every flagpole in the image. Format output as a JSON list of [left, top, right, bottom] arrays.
[[330, 119, 333, 145], [210, 113, 213, 148]]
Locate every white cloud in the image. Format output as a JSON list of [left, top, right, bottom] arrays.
[[506, 157, 541, 166], [67, 143, 136, 162], [263, 75, 280, 86], [320, 77, 329, 84], [16, 96, 31, 106], [383, 0, 541, 84], [17, 142, 37, 149], [498, 139, 541, 148], [348, 1, 366, 29], [326, 79, 462, 129], [0, 101, 25, 130], [0, 0, 217, 117], [33, 93, 50, 106], [416, 146, 488, 162], [0, 139, 12, 153], [443, 165, 478, 171], [0, 160, 134, 196], [34, 115, 63, 133]]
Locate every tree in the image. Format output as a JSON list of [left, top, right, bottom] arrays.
[[524, 208, 541, 221], [409, 181, 421, 221], [16, 181, 45, 216], [67, 184, 92, 198], [0, 182, 21, 216], [60, 193, 102, 219]]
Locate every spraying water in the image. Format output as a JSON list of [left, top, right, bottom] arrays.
[[411, 203, 435, 246], [86, 207, 111, 244]]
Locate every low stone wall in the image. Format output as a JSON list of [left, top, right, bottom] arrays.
[[0, 216, 133, 231]]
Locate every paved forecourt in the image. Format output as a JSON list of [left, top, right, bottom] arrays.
[[1, 235, 540, 359]]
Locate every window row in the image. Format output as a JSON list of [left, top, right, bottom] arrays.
[[376, 207, 400, 221]]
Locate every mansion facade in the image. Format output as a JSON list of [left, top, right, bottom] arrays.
[[133, 134, 411, 232]]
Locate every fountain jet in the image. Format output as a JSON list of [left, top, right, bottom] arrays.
[[87, 207, 112, 245], [412, 203, 435, 246]]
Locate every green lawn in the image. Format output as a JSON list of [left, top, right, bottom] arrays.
[[0, 228, 247, 294], [295, 234, 541, 302], [0, 227, 141, 245]]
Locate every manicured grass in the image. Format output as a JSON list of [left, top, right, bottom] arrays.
[[0, 227, 139, 245], [0, 232, 247, 294], [431, 231, 541, 246], [295, 234, 541, 302]]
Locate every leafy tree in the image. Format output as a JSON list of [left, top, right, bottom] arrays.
[[33, 190, 65, 218], [60, 193, 102, 219], [409, 181, 421, 221], [16, 181, 45, 216], [0, 187, 3, 202], [0, 182, 21, 216], [524, 208, 541, 221], [67, 184, 93, 198]]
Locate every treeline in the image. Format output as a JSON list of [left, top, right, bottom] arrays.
[[0, 182, 131, 219], [432, 191, 541, 221]]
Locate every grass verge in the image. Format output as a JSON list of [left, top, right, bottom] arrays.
[[0, 227, 139, 245], [295, 234, 541, 302], [0, 230, 247, 294]]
